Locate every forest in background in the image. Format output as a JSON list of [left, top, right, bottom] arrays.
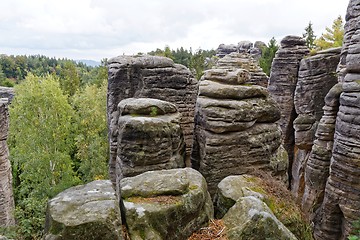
[[0, 15, 346, 239]]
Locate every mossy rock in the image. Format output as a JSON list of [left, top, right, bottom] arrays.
[[44, 180, 122, 240]]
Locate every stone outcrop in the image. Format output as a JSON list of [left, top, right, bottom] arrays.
[[0, 100, 14, 226], [0, 87, 14, 103], [223, 196, 297, 240], [112, 98, 185, 189], [120, 168, 213, 240], [268, 35, 310, 181], [191, 56, 287, 195], [301, 83, 343, 216], [215, 175, 307, 240], [216, 44, 238, 58], [291, 48, 340, 201], [107, 55, 198, 168], [216, 41, 266, 60], [216, 52, 269, 87], [312, 1, 360, 238], [44, 180, 122, 240]]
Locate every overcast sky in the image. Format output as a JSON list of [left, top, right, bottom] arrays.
[[0, 0, 349, 61]]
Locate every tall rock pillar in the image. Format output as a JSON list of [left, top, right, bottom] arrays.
[[268, 36, 309, 183], [313, 0, 360, 238], [0, 99, 15, 226]]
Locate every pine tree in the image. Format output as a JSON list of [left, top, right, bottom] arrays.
[[315, 16, 344, 50], [303, 22, 316, 49], [259, 37, 279, 76]]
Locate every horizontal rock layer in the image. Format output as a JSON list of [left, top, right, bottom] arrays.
[[291, 48, 340, 201], [113, 98, 185, 191], [107, 55, 198, 167]]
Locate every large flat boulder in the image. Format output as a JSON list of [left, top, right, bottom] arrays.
[[44, 180, 122, 240], [120, 168, 213, 240]]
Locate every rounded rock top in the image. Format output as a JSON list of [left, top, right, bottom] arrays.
[[118, 98, 178, 117]]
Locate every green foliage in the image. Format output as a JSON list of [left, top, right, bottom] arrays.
[[148, 46, 216, 80], [349, 219, 360, 240], [9, 74, 80, 199], [71, 80, 109, 182], [9, 74, 82, 239], [57, 61, 80, 96], [303, 22, 317, 49], [259, 37, 279, 76], [315, 16, 344, 50]]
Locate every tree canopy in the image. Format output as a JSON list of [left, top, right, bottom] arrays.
[[259, 37, 279, 76], [315, 16, 344, 50], [303, 22, 317, 50]]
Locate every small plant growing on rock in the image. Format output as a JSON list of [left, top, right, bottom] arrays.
[[348, 219, 360, 240]]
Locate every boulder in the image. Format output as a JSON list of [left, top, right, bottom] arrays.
[[120, 168, 213, 240], [0, 102, 14, 226], [223, 196, 297, 240], [215, 175, 312, 239], [291, 47, 340, 201], [312, 2, 360, 238], [191, 53, 286, 195], [268, 35, 310, 183], [107, 55, 198, 170], [44, 180, 122, 240], [113, 98, 185, 192]]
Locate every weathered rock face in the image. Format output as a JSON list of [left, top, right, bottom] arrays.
[[216, 41, 266, 60], [107, 55, 198, 167], [216, 44, 238, 58], [268, 35, 310, 182], [112, 98, 185, 190], [216, 52, 269, 87], [215, 175, 300, 240], [291, 48, 340, 201], [191, 57, 287, 195], [120, 168, 213, 240], [0, 87, 14, 103], [0, 100, 14, 226], [223, 196, 297, 240], [301, 83, 343, 217], [44, 180, 122, 240], [313, 1, 360, 238]]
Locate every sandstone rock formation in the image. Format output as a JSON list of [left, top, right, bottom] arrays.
[[216, 52, 269, 87], [312, 1, 360, 238], [112, 98, 185, 189], [214, 175, 305, 240], [301, 83, 343, 216], [268, 35, 310, 181], [44, 180, 122, 240], [216, 41, 266, 60], [223, 196, 297, 240], [120, 168, 213, 240], [191, 57, 287, 195], [0, 87, 14, 103], [0, 100, 15, 226], [107, 55, 198, 169], [216, 44, 238, 58], [291, 48, 340, 201]]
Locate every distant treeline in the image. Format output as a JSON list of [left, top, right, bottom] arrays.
[[0, 54, 106, 87]]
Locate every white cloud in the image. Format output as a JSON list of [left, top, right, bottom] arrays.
[[0, 0, 350, 60]]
